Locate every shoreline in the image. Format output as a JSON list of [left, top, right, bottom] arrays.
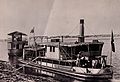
[[0, 60, 58, 82]]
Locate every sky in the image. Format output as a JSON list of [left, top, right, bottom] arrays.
[[0, 0, 120, 39]]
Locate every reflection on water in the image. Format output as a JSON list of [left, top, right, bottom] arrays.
[[9, 56, 19, 67], [0, 38, 120, 82]]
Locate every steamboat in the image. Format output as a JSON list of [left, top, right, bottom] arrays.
[[8, 19, 113, 81]]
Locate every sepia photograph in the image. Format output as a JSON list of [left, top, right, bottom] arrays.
[[0, 0, 120, 82]]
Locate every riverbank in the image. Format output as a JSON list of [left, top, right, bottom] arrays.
[[0, 60, 59, 82]]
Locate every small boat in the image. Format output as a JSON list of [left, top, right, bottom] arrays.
[[17, 19, 113, 81]]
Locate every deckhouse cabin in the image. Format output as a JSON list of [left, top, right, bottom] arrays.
[[60, 40, 104, 60], [24, 38, 103, 60]]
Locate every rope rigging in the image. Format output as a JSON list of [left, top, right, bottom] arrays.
[[67, 23, 79, 35], [66, 21, 99, 40]]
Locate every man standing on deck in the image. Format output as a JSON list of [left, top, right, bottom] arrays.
[[76, 52, 81, 66]]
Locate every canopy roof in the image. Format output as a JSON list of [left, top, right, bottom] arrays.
[[38, 41, 104, 47], [8, 31, 27, 36]]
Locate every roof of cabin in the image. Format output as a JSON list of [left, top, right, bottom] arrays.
[[38, 41, 104, 47], [8, 31, 27, 36]]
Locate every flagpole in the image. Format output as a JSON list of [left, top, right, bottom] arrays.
[[110, 30, 115, 66], [110, 30, 113, 66], [110, 44, 112, 65]]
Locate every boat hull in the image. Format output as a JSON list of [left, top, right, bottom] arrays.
[[18, 60, 113, 81]]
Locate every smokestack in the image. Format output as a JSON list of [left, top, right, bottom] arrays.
[[78, 19, 84, 42]]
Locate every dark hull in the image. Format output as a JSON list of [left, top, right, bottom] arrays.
[[18, 60, 113, 81]]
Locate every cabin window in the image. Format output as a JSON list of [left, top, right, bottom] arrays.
[[45, 45, 47, 52], [53, 46, 55, 52], [50, 46, 55, 52], [19, 44, 23, 49], [51, 39, 60, 42], [17, 35, 22, 41], [89, 44, 99, 51], [12, 44, 16, 49], [79, 45, 88, 52], [16, 44, 19, 49], [50, 46, 52, 52]]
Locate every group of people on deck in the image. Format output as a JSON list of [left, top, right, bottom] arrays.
[[76, 52, 106, 69]]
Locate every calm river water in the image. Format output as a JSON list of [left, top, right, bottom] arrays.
[[0, 38, 120, 82]]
